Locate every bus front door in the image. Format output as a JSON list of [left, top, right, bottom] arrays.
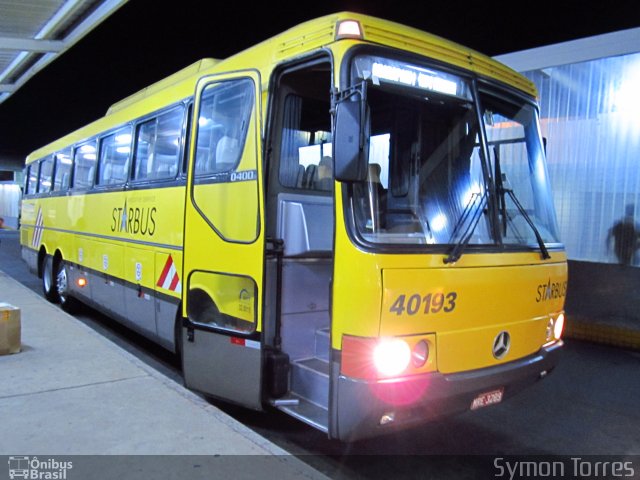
[[181, 71, 265, 409]]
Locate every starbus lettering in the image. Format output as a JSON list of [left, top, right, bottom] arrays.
[[536, 279, 568, 303], [111, 205, 157, 236]]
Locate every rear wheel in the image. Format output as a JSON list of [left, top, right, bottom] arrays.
[[42, 254, 59, 303], [57, 259, 79, 313]]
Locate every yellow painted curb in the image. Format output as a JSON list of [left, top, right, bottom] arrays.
[[566, 316, 640, 350]]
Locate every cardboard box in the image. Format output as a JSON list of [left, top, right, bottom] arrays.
[[0, 303, 21, 355]]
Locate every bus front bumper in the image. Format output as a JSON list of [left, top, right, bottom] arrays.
[[333, 341, 562, 441]]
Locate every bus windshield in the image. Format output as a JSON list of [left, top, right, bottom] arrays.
[[479, 89, 560, 247], [348, 54, 560, 250]]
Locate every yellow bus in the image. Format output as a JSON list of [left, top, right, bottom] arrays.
[[20, 12, 567, 441]]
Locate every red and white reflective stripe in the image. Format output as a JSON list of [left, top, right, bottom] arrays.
[[157, 254, 182, 293], [32, 207, 44, 248], [230, 337, 260, 349]]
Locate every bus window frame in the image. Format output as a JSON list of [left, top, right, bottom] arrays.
[[95, 124, 134, 189], [189, 74, 261, 244], [71, 138, 98, 192], [37, 155, 55, 195], [259, 53, 334, 249], [25, 161, 40, 196], [193, 78, 254, 182], [181, 101, 193, 177], [52, 147, 73, 193], [130, 102, 188, 186]]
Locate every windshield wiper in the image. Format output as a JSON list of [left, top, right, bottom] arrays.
[[499, 186, 551, 260], [444, 189, 488, 264], [494, 147, 551, 260]]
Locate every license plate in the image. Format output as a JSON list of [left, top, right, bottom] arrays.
[[470, 388, 504, 410]]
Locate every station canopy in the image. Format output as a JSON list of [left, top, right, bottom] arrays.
[[0, 0, 127, 105]]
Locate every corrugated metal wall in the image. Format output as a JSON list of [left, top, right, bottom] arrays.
[[524, 52, 640, 265]]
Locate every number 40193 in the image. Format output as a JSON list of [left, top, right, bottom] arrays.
[[389, 292, 457, 316]]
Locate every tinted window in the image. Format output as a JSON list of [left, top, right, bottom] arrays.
[[134, 106, 184, 181], [38, 156, 54, 193], [192, 77, 259, 243], [194, 79, 253, 176], [26, 163, 39, 194], [53, 148, 72, 191], [72, 140, 97, 190], [98, 127, 132, 186]]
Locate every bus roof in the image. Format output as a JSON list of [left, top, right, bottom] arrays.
[[26, 12, 535, 164], [106, 58, 220, 115]]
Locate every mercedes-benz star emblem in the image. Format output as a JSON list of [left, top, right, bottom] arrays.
[[492, 331, 511, 359]]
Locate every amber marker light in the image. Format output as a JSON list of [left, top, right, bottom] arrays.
[[77, 277, 87, 287], [335, 20, 363, 40], [412, 340, 429, 368]]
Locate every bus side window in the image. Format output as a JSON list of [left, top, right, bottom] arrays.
[[133, 106, 184, 182], [26, 163, 39, 195], [22, 166, 29, 194], [72, 141, 97, 190], [182, 103, 193, 175], [192, 78, 258, 242], [195, 81, 252, 176], [98, 127, 132, 186], [53, 148, 72, 191], [38, 156, 54, 194]]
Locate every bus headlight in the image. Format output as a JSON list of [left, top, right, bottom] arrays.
[[546, 313, 565, 344], [341, 334, 435, 379], [373, 338, 411, 377], [546, 318, 554, 341], [553, 313, 565, 340]]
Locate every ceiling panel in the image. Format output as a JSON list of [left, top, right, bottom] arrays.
[[0, 0, 127, 104]]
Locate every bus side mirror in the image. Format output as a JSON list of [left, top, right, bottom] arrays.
[[334, 101, 368, 182]]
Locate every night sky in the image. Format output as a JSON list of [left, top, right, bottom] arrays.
[[1, 0, 638, 160]]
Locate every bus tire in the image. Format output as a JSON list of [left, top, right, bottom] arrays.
[[56, 259, 79, 313], [42, 254, 59, 303]]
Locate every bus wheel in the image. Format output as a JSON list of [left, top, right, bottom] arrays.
[[56, 260, 79, 313], [42, 255, 59, 303]]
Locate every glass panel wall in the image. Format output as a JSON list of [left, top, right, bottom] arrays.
[[524, 52, 640, 265]]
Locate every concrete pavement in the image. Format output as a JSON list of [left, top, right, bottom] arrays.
[[0, 267, 328, 479]]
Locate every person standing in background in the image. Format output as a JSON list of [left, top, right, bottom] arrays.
[[607, 204, 640, 266]]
